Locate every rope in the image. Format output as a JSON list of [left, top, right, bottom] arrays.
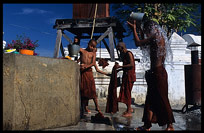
[[90, 3, 98, 40]]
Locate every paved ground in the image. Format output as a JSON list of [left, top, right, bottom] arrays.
[[45, 99, 201, 131]]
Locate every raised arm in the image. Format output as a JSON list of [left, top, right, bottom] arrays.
[[127, 20, 155, 47]]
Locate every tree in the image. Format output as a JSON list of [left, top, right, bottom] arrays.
[[111, 3, 201, 38]]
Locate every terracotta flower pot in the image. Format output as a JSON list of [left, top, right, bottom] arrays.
[[20, 49, 34, 55]]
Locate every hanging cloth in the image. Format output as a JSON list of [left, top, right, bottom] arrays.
[[105, 62, 119, 113]]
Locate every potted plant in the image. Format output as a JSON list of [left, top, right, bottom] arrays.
[[5, 34, 39, 55]]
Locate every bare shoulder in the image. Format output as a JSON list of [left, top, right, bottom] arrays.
[[128, 51, 134, 57], [80, 48, 85, 52], [80, 48, 88, 54]]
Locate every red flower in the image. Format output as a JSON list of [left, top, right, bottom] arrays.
[[5, 34, 39, 54]]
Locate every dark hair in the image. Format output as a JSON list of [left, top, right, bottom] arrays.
[[88, 39, 97, 45], [143, 20, 159, 33], [117, 42, 126, 49], [74, 36, 80, 45]]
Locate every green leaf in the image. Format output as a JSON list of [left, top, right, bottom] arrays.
[[167, 14, 176, 21], [152, 18, 159, 24]]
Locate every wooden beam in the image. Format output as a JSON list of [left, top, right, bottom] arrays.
[[108, 27, 115, 62], [54, 23, 117, 30], [62, 32, 73, 44], [53, 29, 62, 58], [96, 27, 111, 44], [102, 39, 110, 54], [75, 35, 108, 39]]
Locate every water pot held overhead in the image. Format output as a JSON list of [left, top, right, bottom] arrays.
[[130, 12, 145, 22]]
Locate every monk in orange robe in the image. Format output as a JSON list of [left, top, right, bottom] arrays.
[[79, 39, 109, 115], [116, 42, 136, 117], [127, 19, 175, 131]]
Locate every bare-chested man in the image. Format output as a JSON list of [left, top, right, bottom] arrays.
[[79, 39, 109, 115], [127, 20, 175, 131]]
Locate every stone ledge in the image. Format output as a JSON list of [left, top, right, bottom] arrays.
[[3, 54, 81, 130]]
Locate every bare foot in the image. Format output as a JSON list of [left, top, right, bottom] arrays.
[[165, 126, 174, 131], [123, 108, 133, 115], [122, 112, 132, 117], [85, 109, 91, 114], [135, 126, 151, 131]]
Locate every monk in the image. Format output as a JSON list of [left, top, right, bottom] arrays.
[[127, 19, 175, 130], [116, 42, 136, 117], [79, 39, 109, 115]]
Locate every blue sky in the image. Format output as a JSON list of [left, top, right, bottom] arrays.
[[3, 3, 140, 58], [3, 3, 201, 58], [3, 4, 75, 57]]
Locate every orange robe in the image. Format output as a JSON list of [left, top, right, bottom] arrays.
[[80, 68, 97, 101], [105, 63, 119, 113], [118, 51, 136, 105], [142, 66, 175, 127]]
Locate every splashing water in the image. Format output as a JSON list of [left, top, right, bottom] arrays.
[[139, 22, 174, 71], [140, 45, 151, 71], [154, 24, 174, 69]]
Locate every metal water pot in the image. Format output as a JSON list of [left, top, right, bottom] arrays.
[[68, 43, 80, 57], [130, 12, 145, 21]]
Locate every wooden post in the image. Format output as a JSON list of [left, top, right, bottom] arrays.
[[108, 27, 115, 62], [60, 42, 65, 57], [54, 29, 62, 58]]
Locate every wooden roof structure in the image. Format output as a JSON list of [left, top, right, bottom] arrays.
[[53, 17, 126, 39], [53, 17, 126, 61], [53, 4, 126, 61]]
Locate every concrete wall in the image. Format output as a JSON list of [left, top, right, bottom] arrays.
[[3, 53, 81, 130]]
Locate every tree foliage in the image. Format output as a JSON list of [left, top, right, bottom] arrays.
[[111, 3, 201, 38]]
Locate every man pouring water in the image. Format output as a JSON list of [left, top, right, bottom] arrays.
[[127, 12, 175, 131]]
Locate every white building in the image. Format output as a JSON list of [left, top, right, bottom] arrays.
[[3, 32, 6, 49], [64, 32, 201, 106]]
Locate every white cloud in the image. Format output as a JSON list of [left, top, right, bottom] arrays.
[[15, 8, 51, 15]]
